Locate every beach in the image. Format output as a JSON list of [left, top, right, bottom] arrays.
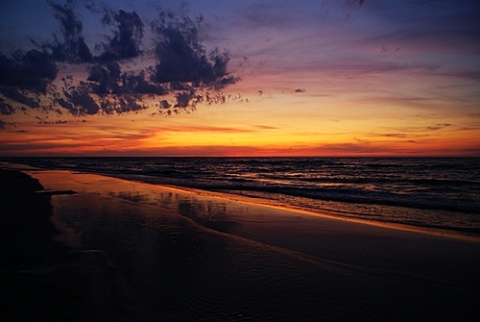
[[1, 168, 479, 321]]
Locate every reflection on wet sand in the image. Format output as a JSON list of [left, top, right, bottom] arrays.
[[28, 170, 480, 321]]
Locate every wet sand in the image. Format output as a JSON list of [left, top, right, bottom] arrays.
[[2, 168, 480, 321]]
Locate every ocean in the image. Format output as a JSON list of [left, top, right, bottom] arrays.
[[4, 157, 480, 237]]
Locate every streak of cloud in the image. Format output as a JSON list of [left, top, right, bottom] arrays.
[[427, 124, 452, 131]]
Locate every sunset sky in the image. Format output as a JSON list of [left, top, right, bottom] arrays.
[[1, 0, 479, 156]]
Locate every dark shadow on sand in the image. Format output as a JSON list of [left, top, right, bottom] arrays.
[[0, 169, 67, 271], [0, 170, 136, 322], [0, 169, 77, 320]]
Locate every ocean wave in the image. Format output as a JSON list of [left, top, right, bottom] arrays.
[[3, 156, 479, 236]]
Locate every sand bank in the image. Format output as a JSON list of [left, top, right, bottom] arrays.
[[2, 169, 480, 321]]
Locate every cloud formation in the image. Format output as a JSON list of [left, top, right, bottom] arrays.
[[0, 49, 57, 92], [44, 0, 93, 63], [0, 0, 239, 121], [99, 9, 144, 61]]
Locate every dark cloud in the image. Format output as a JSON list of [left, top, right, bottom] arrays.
[[125, 72, 167, 95], [151, 13, 239, 90], [62, 88, 99, 116], [0, 87, 40, 109], [45, 2, 143, 63], [35, 116, 69, 125], [0, 35, 57, 114], [55, 76, 99, 116], [0, 49, 57, 91], [87, 62, 122, 94], [159, 100, 171, 109], [87, 62, 167, 95], [99, 9, 144, 61], [99, 95, 146, 115], [45, 0, 93, 63], [0, 1, 240, 121], [0, 119, 5, 129], [174, 90, 202, 108], [0, 98, 15, 116]]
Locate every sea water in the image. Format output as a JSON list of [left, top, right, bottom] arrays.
[[4, 157, 479, 236]]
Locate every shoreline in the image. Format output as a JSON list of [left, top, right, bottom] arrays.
[[2, 166, 480, 320], [28, 169, 480, 273], [143, 181, 480, 243], [3, 161, 478, 242], [42, 167, 480, 243], [22, 167, 480, 245]]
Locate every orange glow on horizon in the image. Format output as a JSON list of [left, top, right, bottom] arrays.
[[1, 92, 479, 157]]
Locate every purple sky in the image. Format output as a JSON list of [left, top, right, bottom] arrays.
[[0, 0, 479, 156]]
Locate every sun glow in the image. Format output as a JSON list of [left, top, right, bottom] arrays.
[[0, 1, 479, 157]]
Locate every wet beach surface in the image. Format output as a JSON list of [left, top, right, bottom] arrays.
[[1, 169, 480, 321]]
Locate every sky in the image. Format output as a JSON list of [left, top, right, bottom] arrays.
[[0, 0, 479, 157]]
